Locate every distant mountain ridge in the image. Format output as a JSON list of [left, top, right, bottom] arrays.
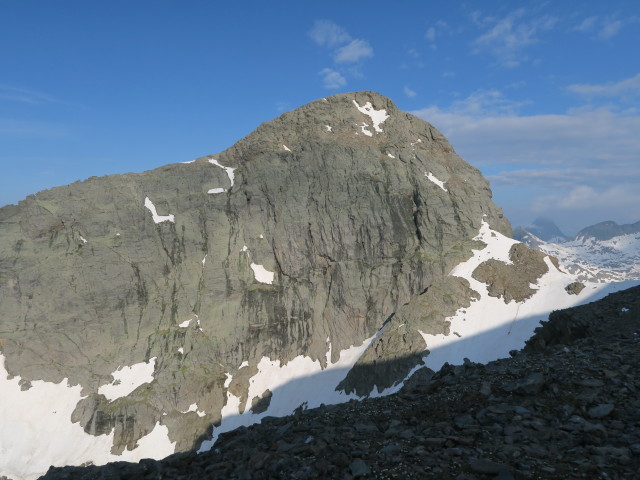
[[518, 217, 569, 243], [576, 220, 640, 242]]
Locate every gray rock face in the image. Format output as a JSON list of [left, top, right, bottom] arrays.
[[0, 91, 510, 455]]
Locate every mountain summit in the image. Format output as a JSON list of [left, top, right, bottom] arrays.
[[513, 217, 568, 247], [0, 92, 627, 480]]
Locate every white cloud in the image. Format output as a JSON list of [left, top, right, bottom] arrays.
[[472, 9, 557, 67], [403, 86, 417, 98], [319, 68, 346, 90], [334, 39, 373, 63], [407, 48, 420, 58], [414, 104, 640, 170], [599, 16, 623, 39], [572, 14, 639, 40], [309, 20, 374, 88], [425, 27, 436, 42], [412, 92, 640, 231], [573, 16, 598, 33], [0, 85, 59, 105], [308, 20, 351, 47], [568, 73, 640, 99], [533, 184, 640, 213], [424, 20, 452, 49]]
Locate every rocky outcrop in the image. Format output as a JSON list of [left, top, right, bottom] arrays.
[[0, 91, 510, 466], [471, 243, 556, 303]]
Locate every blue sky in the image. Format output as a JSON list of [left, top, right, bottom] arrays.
[[1, 1, 639, 235]]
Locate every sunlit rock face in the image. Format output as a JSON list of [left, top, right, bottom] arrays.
[[0, 91, 521, 478]]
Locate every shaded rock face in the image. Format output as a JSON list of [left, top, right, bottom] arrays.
[[0, 91, 510, 455]]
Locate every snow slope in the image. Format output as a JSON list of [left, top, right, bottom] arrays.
[[0, 356, 175, 480], [420, 222, 638, 372], [538, 232, 640, 282]]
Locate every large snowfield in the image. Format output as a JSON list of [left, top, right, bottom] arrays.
[[1, 220, 638, 480]]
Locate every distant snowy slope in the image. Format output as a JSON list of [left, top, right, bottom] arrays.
[[539, 231, 640, 282]]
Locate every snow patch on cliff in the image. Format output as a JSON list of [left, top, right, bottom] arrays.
[[0, 355, 174, 480], [98, 358, 157, 401], [353, 100, 389, 133], [198, 335, 376, 452], [144, 197, 175, 223]]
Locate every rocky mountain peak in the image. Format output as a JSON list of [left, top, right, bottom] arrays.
[[0, 91, 578, 480]]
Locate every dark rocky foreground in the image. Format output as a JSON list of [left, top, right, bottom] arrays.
[[41, 286, 640, 480]]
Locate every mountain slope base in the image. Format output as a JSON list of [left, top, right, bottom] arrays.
[[41, 286, 640, 480]]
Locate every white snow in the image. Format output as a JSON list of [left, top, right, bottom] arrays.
[[181, 159, 196, 164], [207, 187, 226, 194], [224, 373, 233, 389], [325, 125, 332, 132], [358, 123, 373, 137], [622, 307, 630, 312], [537, 232, 640, 282], [425, 172, 447, 192], [181, 403, 206, 417], [144, 197, 175, 224], [202, 255, 207, 267], [0, 354, 175, 480], [250, 263, 275, 284], [387, 153, 396, 159], [283, 145, 291, 152], [259, 234, 264, 239], [418, 222, 640, 373], [239, 361, 249, 369], [208, 159, 236, 186], [178, 347, 184, 354], [353, 100, 389, 133], [98, 358, 157, 401], [79, 236, 87, 244], [179, 319, 192, 328], [198, 335, 375, 452]]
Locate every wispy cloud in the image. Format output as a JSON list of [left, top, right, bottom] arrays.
[[0, 85, 60, 105], [568, 73, 640, 100], [319, 68, 347, 90], [308, 20, 352, 48], [425, 27, 436, 42], [471, 9, 557, 67], [334, 39, 373, 63], [0, 118, 69, 137], [533, 184, 640, 215], [424, 20, 452, 49], [403, 86, 417, 98], [572, 14, 638, 40], [309, 20, 374, 89]]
